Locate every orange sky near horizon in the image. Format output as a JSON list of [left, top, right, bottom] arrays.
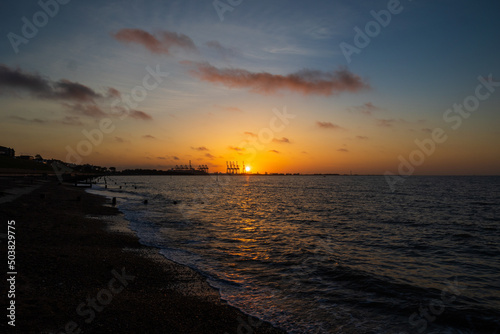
[[2, 93, 498, 175]]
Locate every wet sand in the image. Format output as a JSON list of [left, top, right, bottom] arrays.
[[0, 179, 285, 334]]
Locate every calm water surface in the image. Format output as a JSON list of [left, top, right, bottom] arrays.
[[89, 175, 500, 333]]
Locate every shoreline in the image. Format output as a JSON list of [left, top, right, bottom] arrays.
[[0, 179, 285, 334]]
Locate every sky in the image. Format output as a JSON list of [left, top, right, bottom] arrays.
[[0, 0, 499, 175]]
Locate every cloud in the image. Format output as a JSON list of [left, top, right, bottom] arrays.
[[305, 24, 336, 40], [205, 153, 215, 159], [172, 156, 180, 160], [421, 128, 433, 134], [376, 118, 422, 128], [0, 65, 157, 122], [107, 87, 121, 98], [184, 62, 369, 96], [356, 135, 369, 140], [206, 40, 238, 59], [214, 104, 242, 113], [337, 148, 349, 152], [53, 80, 102, 102], [113, 29, 197, 55], [244, 131, 257, 137], [0, 64, 50, 94], [191, 146, 209, 151], [115, 136, 127, 143], [0, 64, 102, 102], [350, 102, 380, 115], [59, 116, 83, 126], [64, 104, 152, 121], [224, 106, 241, 112], [129, 110, 153, 120], [9, 115, 47, 123], [228, 146, 245, 151], [316, 121, 344, 130], [111, 106, 153, 121], [268, 150, 280, 154], [114, 29, 162, 53], [142, 134, 156, 140], [9, 115, 85, 126], [157, 157, 166, 160], [9, 116, 83, 125], [376, 119, 397, 127], [265, 46, 315, 56], [272, 137, 290, 144], [65, 103, 107, 117]]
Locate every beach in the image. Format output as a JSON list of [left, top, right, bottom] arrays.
[[0, 177, 285, 334], [80, 175, 500, 333]]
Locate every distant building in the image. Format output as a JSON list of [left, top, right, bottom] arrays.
[[0, 146, 15, 157]]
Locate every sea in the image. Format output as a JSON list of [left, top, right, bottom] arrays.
[[88, 175, 500, 334]]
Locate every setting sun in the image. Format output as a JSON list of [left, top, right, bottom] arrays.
[[245, 166, 251, 172]]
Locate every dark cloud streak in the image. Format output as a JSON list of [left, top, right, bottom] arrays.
[[1, 64, 154, 121], [0, 65, 50, 94], [129, 110, 153, 120], [0, 64, 101, 102], [316, 121, 344, 130], [351, 102, 380, 115], [113, 29, 197, 55], [185, 62, 369, 96], [272, 137, 290, 144]]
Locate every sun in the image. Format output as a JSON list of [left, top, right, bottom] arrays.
[[245, 166, 251, 172]]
